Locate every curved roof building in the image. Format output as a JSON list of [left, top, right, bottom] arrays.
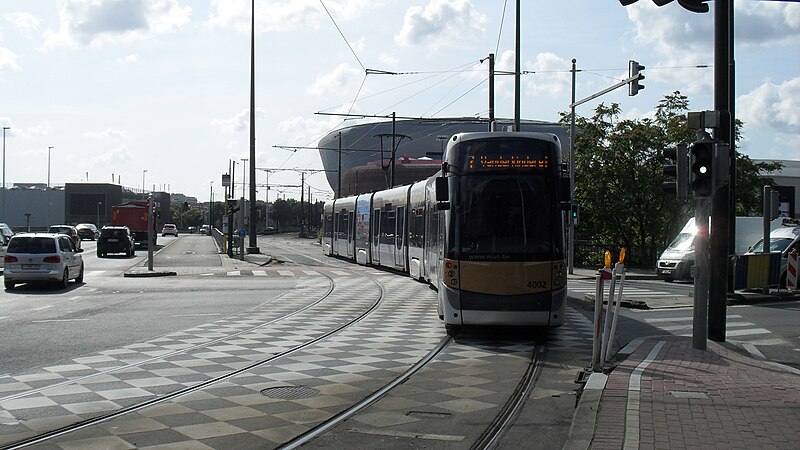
[[318, 118, 569, 197]]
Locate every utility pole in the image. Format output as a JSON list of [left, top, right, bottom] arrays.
[[568, 58, 577, 275], [488, 53, 495, 130], [514, 0, 520, 131], [337, 132, 342, 198], [391, 112, 396, 187], [247, 0, 260, 254], [300, 172, 306, 238]]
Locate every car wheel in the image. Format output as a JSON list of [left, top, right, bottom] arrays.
[[4, 280, 14, 290], [76, 263, 84, 283], [162, 234, 166, 237], [61, 268, 69, 289]]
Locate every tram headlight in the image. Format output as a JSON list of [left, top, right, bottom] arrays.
[[447, 270, 455, 277]]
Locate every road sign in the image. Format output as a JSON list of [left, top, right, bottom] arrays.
[[238, 229, 246, 238]]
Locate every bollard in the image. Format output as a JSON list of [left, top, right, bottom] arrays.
[[592, 251, 613, 372], [788, 249, 798, 291]]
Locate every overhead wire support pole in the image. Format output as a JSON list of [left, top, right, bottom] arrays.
[[247, 0, 259, 254], [569, 58, 577, 275]]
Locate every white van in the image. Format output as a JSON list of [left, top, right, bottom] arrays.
[[656, 217, 784, 282], [745, 224, 800, 288]]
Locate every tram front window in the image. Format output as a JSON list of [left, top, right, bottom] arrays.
[[457, 175, 559, 261]]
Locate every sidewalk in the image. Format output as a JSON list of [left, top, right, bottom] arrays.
[[564, 335, 800, 449]]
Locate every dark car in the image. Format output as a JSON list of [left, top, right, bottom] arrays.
[[97, 226, 135, 257], [48, 225, 82, 251], [76, 223, 100, 240]]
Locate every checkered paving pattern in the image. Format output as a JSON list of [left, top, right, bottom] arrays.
[[24, 301, 594, 449], [0, 275, 384, 447], [1, 253, 597, 450]]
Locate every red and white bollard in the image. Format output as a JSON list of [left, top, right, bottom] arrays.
[[788, 248, 798, 291]]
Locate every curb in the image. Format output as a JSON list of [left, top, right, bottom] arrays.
[[123, 270, 177, 277]]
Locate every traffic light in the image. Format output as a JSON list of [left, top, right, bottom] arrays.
[[571, 204, 580, 226], [628, 60, 645, 96], [690, 140, 714, 197], [227, 199, 240, 214], [662, 144, 688, 200]]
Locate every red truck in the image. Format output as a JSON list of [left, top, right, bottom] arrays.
[[111, 200, 157, 248]]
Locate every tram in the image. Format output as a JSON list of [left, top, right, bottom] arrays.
[[322, 132, 568, 332]]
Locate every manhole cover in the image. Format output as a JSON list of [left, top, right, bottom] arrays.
[[670, 391, 708, 399], [260, 386, 319, 400]]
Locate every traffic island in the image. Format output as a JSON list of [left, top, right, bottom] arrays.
[[123, 269, 177, 278]]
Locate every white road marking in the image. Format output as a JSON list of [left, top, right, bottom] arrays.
[[226, 270, 241, 276], [252, 271, 267, 277], [33, 305, 54, 311], [32, 319, 90, 323], [277, 270, 295, 277]]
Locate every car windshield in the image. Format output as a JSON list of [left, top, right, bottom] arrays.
[[49, 227, 72, 234], [8, 237, 56, 253], [749, 237, 793, 254], [666, 232, 694, 251]]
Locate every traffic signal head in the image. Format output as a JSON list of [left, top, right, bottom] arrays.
[[628, 60, 645, 96], [227, 199, 240, 214], [662, 144, 688, 200], [690, 140, 714, 197]]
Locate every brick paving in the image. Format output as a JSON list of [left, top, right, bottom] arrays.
[[580, 335, 800, 450]]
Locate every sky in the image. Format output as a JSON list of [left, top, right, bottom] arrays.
[[0, 0, 798, 203]]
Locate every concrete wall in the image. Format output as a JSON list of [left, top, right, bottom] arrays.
[[0, 188, 65, 232]]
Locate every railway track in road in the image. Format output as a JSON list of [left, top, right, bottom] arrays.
[[0, 269, 389, 449]]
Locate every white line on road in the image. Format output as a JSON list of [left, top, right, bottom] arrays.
[[69, 296, 81, 301], [252, 271, 267, 277], [33, 305, 54, 311], [226, 270, 241, 276], [32, 319, 90, 323], [277, 270, 295, 277], [171, 313, 223, 317], [645, 314, 743, 323]]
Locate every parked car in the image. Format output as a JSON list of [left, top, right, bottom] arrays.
[[76, 223, 100, 240], [161, 223, 178, 237], [188, 226, 197, 234], [47, 225, 82, 251], [0, 234, 7, 270], [3, 233, 85, 289], [0, 222, 13, 241], [97, 226, 135, 257]]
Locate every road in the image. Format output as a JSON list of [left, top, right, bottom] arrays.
[[0, 233, 797, 449]]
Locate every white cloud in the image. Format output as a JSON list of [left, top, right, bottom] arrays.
[[205, 0, 383, 33], [378, 52, 399, 68], [307, 63, 363, 96], [12, 123, 52, 139], [395, 0, 487, 48], [211, 109, 266, 134], [734, 0, 800, 46], [82, 128, 131, 140], [117, 53, 140, 64], [0, 47, 21, 72], [738, 76, 800, 135], [4, 12, 41, 33], [206, 0, 321, 33], [523, 53, 572, 98], [42, 0, 191, 51], [91, 146, 134, 166]]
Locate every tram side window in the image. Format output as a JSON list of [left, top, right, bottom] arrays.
[[338, 210, 349, 241], [372, 209, 380, 243], [409, 207, 425, 248], [324, 214, 332, 238], [381, 206, 396, 245]]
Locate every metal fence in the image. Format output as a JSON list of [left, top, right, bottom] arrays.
[[574, 241, 660, 269]]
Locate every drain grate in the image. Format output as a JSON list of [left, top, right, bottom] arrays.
[[670, 391, 709, 399], [260, 386, 319, 400]]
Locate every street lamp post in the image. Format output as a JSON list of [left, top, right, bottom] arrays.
[[2, 126, 9, 219], [142, 170, 148, 194], [47, 146, 54, 189]]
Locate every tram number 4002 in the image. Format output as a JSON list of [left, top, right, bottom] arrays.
[[527, 280, 547, 289]]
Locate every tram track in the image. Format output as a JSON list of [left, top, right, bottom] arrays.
[[1, 269, 388, 449]]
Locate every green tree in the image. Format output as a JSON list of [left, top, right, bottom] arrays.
[[560, 91, 779, 267]]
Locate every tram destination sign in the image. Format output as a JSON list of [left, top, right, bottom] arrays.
[[467, 154, 550, 170]]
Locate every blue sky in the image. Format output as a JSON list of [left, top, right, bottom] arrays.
[[1, 0, 798, 202]]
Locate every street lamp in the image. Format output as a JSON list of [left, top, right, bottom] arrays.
[[241, 158, 248, 199], [142, 170, 148, 194], [2, 126, 9, 219], [47, 146, 54, 189]]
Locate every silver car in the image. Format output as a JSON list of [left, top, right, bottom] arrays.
[[3, 233, 85, 290]]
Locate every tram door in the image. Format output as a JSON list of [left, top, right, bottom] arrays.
[[395, 206, 405, 268], [333, 212, 339, 254], [372, 208, 380, 264], [347, 211, 354, 258]]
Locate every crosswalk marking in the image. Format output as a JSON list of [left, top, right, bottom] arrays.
[[644, 314, 743, 323], [302, 270, 318, 276], [277, 270, 295, 277], [252, 271, 267, 277], [330, 270, 350, 276], [226, 270, 240, 276]]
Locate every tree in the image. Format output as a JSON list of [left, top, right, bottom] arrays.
[[560, 91, 779, 267]]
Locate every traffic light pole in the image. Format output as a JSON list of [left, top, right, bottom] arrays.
[[693, 196, 711, 350]]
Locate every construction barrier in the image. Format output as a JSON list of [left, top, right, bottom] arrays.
[[733, 253, 781, 290], [788, 249, 798, 291]]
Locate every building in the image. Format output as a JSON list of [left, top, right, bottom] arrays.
[[317, 118, 569, 198], [757, 159, 799, 218]]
